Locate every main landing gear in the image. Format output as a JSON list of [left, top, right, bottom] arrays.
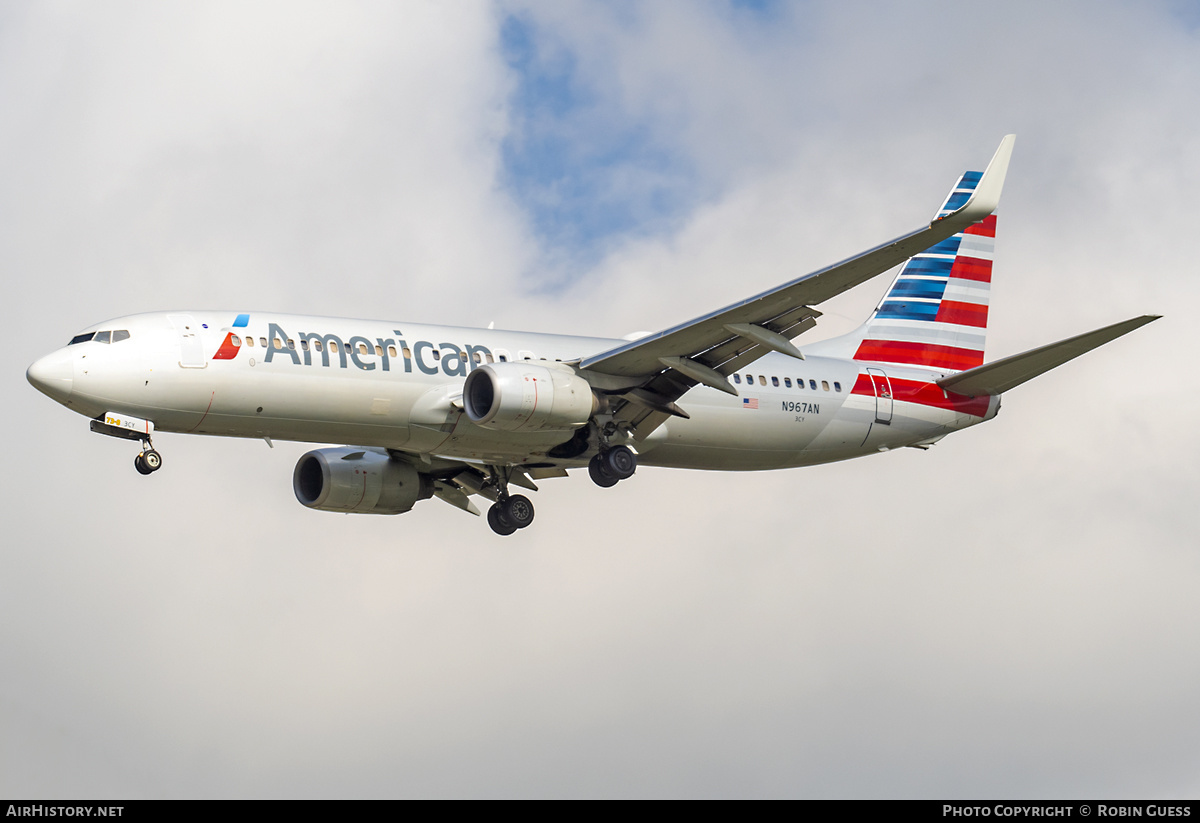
[[487, 494, 535, 536], [484, 466, 537, 536], [482, 444, 636, 536], [588, 444, 636, 488]]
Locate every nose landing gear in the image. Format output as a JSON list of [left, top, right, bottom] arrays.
[[134, 442, 163, 475], [89, 413, 163, 476]]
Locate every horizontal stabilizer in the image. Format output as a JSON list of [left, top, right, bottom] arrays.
[[937, 315, 1160, 397]]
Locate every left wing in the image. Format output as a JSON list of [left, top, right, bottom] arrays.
[[575, 136, 1015, 431]]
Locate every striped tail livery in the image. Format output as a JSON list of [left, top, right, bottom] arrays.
[[851, 172, 996, 373]]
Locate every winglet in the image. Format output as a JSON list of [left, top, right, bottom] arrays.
[[935, 134, 1015, 226]]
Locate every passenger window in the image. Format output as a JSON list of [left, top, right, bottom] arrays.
[[301, 340, 309, 351], [822, 380, 830, 391], [784, 377, 792, 388], [329, 341, 339, 353], [287, 339, 295, 349], [809, 380, 817, 390], [245, 336, 254, 347], [473, 352, 483, 364], [68, 333, 95, 345], [94, 331, 111, 344], [314, 340, 323, 352], [259, 337, 267, 348], [231, 335, 241, 347], [759, 375, 767, 386], [733, 374, 741, 384], [388, 346, 397, 357], [359, 343, 369, 355], [834, 382, 842, 392], [771, 376, 779, 387], [499, 355, 508, 362], [432, 349, 440, 360], [402, 346, 411, 359], [112, 330, 130, 342], [272, 338, 282, 350], [461, 352, 469, 362], [375, 345, 383, 357]]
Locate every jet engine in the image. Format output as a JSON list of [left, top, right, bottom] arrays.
[[463, 362, 598, 432], [293, 447, 433, 514]]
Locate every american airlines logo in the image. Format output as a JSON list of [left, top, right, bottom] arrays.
[[213, 319, 496, 378]]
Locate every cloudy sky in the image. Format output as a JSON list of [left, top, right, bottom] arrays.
[[3, 0, 1198, 799]]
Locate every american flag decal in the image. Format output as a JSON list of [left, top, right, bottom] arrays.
[[742, 397, 758, 410]]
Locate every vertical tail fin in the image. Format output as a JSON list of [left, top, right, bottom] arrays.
[[849, 172, 996, 372]]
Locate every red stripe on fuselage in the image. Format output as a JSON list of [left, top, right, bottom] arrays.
[[851, 374, 991, 417], [934, 300, 989, 327], [853, 340, 984, 370]]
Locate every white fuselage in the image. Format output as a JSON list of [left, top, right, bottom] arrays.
[[29, 311, 999, 471]]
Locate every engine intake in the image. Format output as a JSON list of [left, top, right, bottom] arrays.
[[463, 362, 597, 432], [293, 447, 433, 514]]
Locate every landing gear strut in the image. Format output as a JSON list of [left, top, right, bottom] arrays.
[[589, 444, 636, 488]]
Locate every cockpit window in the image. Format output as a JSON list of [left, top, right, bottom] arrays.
[[93, 331, 111, 344], [112, 330, 130, 342], [68, 332, 95, 345]]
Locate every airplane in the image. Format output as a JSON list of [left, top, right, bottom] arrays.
[[26, 135, 1159, 536]]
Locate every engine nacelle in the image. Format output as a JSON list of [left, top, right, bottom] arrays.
[[462, 362, 598, 432], [293, 447, 433, 514]]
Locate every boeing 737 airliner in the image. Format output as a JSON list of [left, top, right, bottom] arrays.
[[26, 136, 1159, 534]]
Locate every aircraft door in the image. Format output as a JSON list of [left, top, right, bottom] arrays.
[[866, 368, 893, 424], [168, 315, 207, 369]]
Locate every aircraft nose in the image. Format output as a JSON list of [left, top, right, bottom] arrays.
[[27, 348, 74, 403]]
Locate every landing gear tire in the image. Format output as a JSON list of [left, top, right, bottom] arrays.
[[604, 445, 636, 480], [134, 449, 162, 475], [487, 503, 519, 536], [503, 494, 535, 529], [589, 453, 619, 488]]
